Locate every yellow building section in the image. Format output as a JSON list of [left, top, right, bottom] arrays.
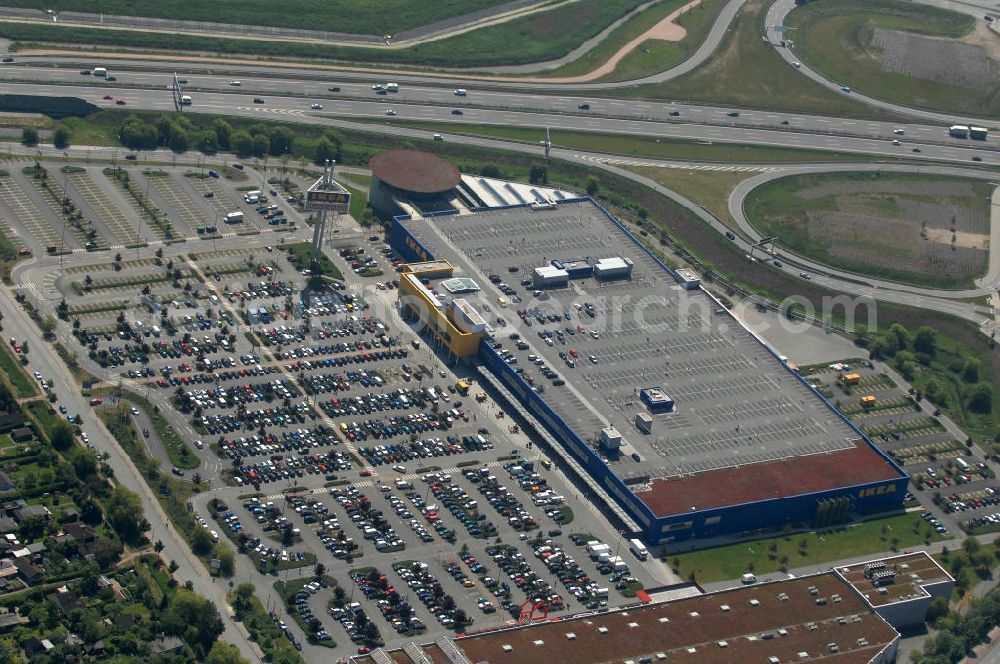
[[401, 259, 454, 280], [398, 266, 483, 358]]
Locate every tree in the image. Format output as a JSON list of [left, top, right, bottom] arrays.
[[93, 533, 123, 569], [585, 176, 600, 196], [106, 485, 145, 544], [120, 118, 159, 150], [18, 515, 44, 541], [269, 127, 294, 156], [232, 582, 255, 616], [251, 134, 270, 158], [314, 562, 325, 579], [53, 125, 70, 149], [214, 542, 235, 576], [213, 119, 233, 150], [962, 359, 981, 384], [162, 589, 225, 657], [154, 539, 164, 553], [72, 448, 98, 480], [21, 127, 38, 146], [313, 137, 335, 165], [231, 131, 254, 158], [968, 382, 993, 414], [51, 421, 75, 451], [205, 641, 249, 664], [529, 163, 548, 185], [169, 127, 190, 153], [191, 526, 214, 555], [913, 326, 937, 355], [198, 130, 219, 154], [480, 165, 502, 178]]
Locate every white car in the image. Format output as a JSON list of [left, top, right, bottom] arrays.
[[841, 85, 851, 92], [130, 407, 139, 416], [310, 103, 322, 109], [893, 128, 904, 135], [385, 109, 397, 116], [433, 133, 443, 141], [792, 61, 801, 68], [229, 80, 241, 86], [892, 139, 900, 146], [392, 464, 406, 473]]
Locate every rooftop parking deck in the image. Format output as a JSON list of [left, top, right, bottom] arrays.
[[396, 202, 904, 516]]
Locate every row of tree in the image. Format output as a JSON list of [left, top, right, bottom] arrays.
[[117, 113, 345, 163]]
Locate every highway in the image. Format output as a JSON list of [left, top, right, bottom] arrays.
[[1, 78, 997, 168]]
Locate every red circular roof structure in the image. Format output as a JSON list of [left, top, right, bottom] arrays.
[[370, 149, 461, 195]]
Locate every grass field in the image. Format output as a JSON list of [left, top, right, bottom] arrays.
[[284, 241, 343, 280], [6, 0, 647, 69], [785, 0, 994, 117], [0, 342, 37, 399], [628, 166, 750, 227], [2, 0, 500, 35], [352, 119, 922, 164], [669, 512, 944, 583], [744, 171, 992, 289], [595, 0, 729, 82], [613, 0, 899, 119], [24, 400, 61, 441]]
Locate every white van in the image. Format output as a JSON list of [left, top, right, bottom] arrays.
[[454, 88, 467, 96]]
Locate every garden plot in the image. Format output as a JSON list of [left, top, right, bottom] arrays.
[[65, 170, 142, 247], [871, 27, 998, 90]]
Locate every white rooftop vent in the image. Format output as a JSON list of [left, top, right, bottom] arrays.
[[807, 622, 818, 631], [689, 611, 699, 618], [749, 599, 761, 607], [565, 633, 576, 640], [657, 617, 669, 623], [827, 643, 839, 653], [877, 587, 888, 595], [808, 586, 819, 595], [900, 563, 910, 570], [720, 604, 730, 612], [656, 654, 667, 661], [628, 622, 639, 628], [686, 647, 697, 654], [857, 638, 869, 647], [798, 652, 810, 660], [769, 657, 780, 664], [533, 640, 544, 646], [501, 645, 513, 653], [778, 593, 789, 601], [597, 627, 608, 634], [778, 629, 789, 637], [718, 641, 729, 648], [832, 594, 842, 603]]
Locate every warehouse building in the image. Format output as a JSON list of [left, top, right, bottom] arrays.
[[389, 197, 907, 547], [353, 571, 901, 664]]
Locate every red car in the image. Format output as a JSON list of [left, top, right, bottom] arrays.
[[116, 99, 126, 105], [359, 469, 372, 477], [103, 95, 113, 100], [357, 647, 372, 655]]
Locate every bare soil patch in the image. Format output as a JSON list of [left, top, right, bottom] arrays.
[[870, 26, 998, 90]]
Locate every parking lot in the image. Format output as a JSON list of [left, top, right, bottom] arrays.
[[11, 163, 666, 660], [804, 361, 998, 535]]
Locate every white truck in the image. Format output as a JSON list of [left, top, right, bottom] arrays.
[[93, 67, 107, 77], [179, 95, 192, 106], [628, 538, 648, 561], [225, 211, 244, 224], [386, 82, 399, 92]]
